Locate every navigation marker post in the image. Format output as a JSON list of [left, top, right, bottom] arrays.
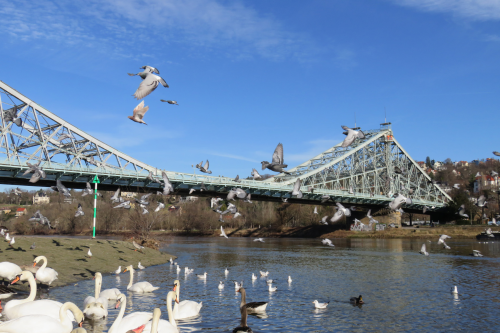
[[92, 175, 100, 238]]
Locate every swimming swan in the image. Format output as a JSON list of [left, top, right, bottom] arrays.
[[123, 265, 159, 292], [172, 280, 202, 319]]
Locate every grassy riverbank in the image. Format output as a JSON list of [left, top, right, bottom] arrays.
[[1, 237, 174, 289]]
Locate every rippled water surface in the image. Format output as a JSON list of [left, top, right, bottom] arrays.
[[8, 237, 500, 332]]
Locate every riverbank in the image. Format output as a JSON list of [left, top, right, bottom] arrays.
[[1, 236, 174, 289], [150, 225, 494, 240]]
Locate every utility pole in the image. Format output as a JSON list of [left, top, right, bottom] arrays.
[[92, 175, 100, 238]]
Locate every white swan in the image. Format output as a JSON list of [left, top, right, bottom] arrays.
[[0, 261, 22, 280], [108, 293, 153, 333], [143, 304, 178, 333], [33, 255, 58, 286], [83, 272, 108, 320], [0, 301, 84, 333], [173, 279, 202, 319], [3, 271, 75, 321], [124, 265, 159, 292]]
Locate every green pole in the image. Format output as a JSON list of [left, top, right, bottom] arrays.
[[92, 175, 100, 239]]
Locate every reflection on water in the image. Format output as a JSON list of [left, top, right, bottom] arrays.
[[3, 237, 500, 332]]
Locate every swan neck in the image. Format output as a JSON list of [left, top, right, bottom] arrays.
[[59, 302, 79, 324], [151, 308, 161, 333], [127, 268, 134, 289], [109, 294, 127, 333], [173, 280, 180, 313], [26, 271, 37, 302], [166, 291, 177, 327], [95, 274, 102, 298], [39, 256, 48, 270]]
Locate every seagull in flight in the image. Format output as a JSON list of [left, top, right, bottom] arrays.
[[162, 171, 175, 195], [341, 125, 365, 148], [160, 99, 178, 105], [419, 244, 429, 256], [457, 204, 468, 218], [254, 238, 265, 242], [320, 216, 329, 225], [220, 226, 228, 238], [261, 143, 290, 174], [128, 101, 149, 125], [154, 202, 165, 212], [437, 235, 451, 249], [389, 193, 412, 211], [313, 207, 318, 214], [110, 188, 124, 203], [330, 203, 351, 223], [75, 203, 84, 217], [321, 239, 334, 247]]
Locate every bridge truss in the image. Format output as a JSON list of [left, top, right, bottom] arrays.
[[0, 80, 450, 211]]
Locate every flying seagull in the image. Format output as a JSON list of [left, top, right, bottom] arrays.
[[129, 67, 168, 100], [341, 125, 365, 148], [471, 250, 483, 257], [320, 216, 329, 225], [12, 187, 22, 196], [51, 179, 71, 197], [110, 188, 124, 203], [196, 160, 212, 174], [220, 226, 228, 239], [128, 101, 149, 125], [147, 171, 161, 183], [314, 207, 318, 214], [135, 193, 152, 206], [114, 201, 131, 209], [82, 182, 94, 196], [419, 244, 429, 256], [322, 239, 334, 247], [476, 195, 487, 208], [160, 100, 178, 105], [457, 204, 468, 218], [75, 203, 84, 217], [261, 143, 290, 174], [437, 235, 451, 249], [330, 203, 351, 223], [155, 202, 165, 212]]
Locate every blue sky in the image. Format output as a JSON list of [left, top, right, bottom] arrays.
[[0, 0, 499, 191]]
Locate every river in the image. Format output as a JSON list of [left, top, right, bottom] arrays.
[[4, 237, 500, 332]]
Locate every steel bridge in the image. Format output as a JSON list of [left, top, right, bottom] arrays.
[[0, 80, 451, 212]]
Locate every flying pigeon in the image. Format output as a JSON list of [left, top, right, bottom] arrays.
[[128, 101, 149, 125], [321, 195, 332, 203], [56, 133, 74, 141], [341, 125, 365, 148], [135, 193, 152, 206], [160, 100, 178, 105], [493, 151, 500, 157], [290, 178, 303, 198], [75, 203, 84, 217], [261, 143, 290, 174], [251, 168, 262, 180], [244, 194, 253, 204], [110, 188, 124, 203], [3, 105, 22, 127], [114, 201, 131, 209], [389, 193, 412, 211], [141, 206, 149, 215], [147, 171, 161, 183], [82, 182, 94, 196], [129, 66, 168, 100], [51, 179, 71, 197], [29, 210, 53, 229], [23, 161, 46, 184], [282, 198, 288, 203], [196, 160, 212, 174], [12, 187, 22, 196]]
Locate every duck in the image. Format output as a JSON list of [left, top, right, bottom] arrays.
[[350, 295, 364, 304], [3, 271, 75, 321], [232, 305, 253, 333], [0, 302, 84, 333], [237, 287, 267, 313], [83, 272, 108, 320], [123, 265, 159, 292], [312, 300, 329, 309], [108, 293, 153, 333], [0, 261, 22, 281], [142, 299, 179, 333], [172, 280, 202, 319], [33, 256, 58, 287]]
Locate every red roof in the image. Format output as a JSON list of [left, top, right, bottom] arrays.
[[16, 208, 26, 212]]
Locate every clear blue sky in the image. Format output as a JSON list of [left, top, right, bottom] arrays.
[[0, 0, 499, 192]]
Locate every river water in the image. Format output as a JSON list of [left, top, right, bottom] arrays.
[[5, 237, 500, 332]]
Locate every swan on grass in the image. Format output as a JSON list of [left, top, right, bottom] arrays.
[[0, 301, 84, 333], [33, 255, 58, 287], [0, 261, 22, 281], [108, 293, 153, 333], [173, 279, 202, 319], [3, 271, 75, 321], [123, 265, 159, 292], [83, 272, 108, 320]]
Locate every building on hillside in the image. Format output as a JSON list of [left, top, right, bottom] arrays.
[[64, 197, 76, 204], [121, 192, 137, 198], [452, 169, 461, 176], [433, 161, 443, 170], [15, 207, 27, 217], [471, 160, 482, 166], [456, 161, 468, 167], [0, 208, 11, 214], [474, 174, 499, 193], [426, 168, 436, 175], [416, 161, 426, 168], [33, 191, 50, 205]]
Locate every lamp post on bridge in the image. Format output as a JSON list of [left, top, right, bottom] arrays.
[[92, 175, 100, 238]]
